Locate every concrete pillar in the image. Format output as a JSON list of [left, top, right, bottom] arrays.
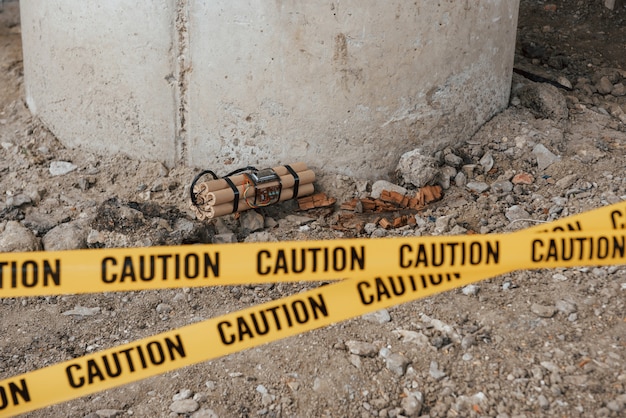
[[21, 1, 519, 179]]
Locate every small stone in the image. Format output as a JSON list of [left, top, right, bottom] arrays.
[[370, 180, 408, 199], [95, 410, 123, 418], [517, 83, 568, 121], [444, 152, 463, 167], [0, 221, 41, 252], [540, 361, 560, 373], [533, 144, 560, 171], [62, 306, 101, 316], [345, 340, 378, 357], [49, 161, 78, 176], [512, 172, 534, 184], [531, 303, 557, 318], [557, 76, 572, 90], [285, 214, 315, 225], [396, 150, 438, 188], [597, 76, 614, 94], [385, 353, 410, 376], [555, 174, 577, 189], [429, 361, 447, 380], [392, 330, 430, 347], [239, 210, 265, 232], [607, 400, 623, 412], [466, 181, 489, 193], [479, 152, 494, 172], [400, 390, 424, 416], [461, 284, 479, 296], [491, 180, 513, 195], [173, 389, 193, 401], [156, 303, 172, 314], [612, 83, 626, 97], [553, 273, 569, 281], [454, 171, 467, 187], [461, 335, 476, 350], [5, 193, 31, 208], [555, 299, 577, 315], [169, 399, 199, 414], [538, 394, 550, 410], [42, 220, 89, 251], [505, 205, 531, 221], [362, 309, 391, 324], [191, 409, 219, 418], [212, 233, 237, 244]]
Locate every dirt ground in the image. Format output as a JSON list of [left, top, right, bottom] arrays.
[[1, 1, 626, 417]]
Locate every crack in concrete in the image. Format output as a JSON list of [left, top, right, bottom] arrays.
[[175, 0, 190, 165]]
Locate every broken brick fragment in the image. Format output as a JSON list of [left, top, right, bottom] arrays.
[[299, 193, 337, 210]]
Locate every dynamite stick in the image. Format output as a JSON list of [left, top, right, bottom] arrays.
[[201, 162, 309, 196], [190, 163, 317, 220], [201, 183, 315, 219], [205, 170, 315, 207]]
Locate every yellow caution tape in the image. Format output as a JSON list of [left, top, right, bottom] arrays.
[[0, 203, 625, 415], [0, 202, 625, 298]]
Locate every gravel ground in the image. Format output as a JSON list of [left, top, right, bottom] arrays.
[[1, 1, 626, 417]]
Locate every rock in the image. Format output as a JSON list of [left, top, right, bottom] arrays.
[[437, 165, 458, 190], [533, 144, 560, 170], [362, 309, 391, 324], [191, 409, 219, 418], [285, 214, 315, 225], [479, 152, 494, 173], [538, 394, 550, 410], [396, 150, 438, 188], [454, 171, 467, 187], [0, 221, 41, 252], [345, 340, 378, 357], [400, 390, 424, 416], [429, 361, 447, 380], [156, 303, 172, 314], [244, 231, 278, 242], [212, 233, 237, 244], [597, 76, 614, 94], [557, 76, 572, 90], [512, 172, 534, 184], [5, 193, 31, 208], [466, 181, 489, 193], [491, 180, 513, 195], [531, 303, 557, 318], [444, 152, 463, 167], [611, 82, 626, 97], [517, 83, 568, 121], [505, 205, 531, 221], [556, 299, 577, 315], [462, 284, 480, 296], [461, 335, 476, 350], [49, 161, 78, 176], [169, 399, 200, 414], [42, 220, 89, 250], [555, 174, 577, 189], [385, 353, 410, 376], [239, 210, 265, 232], [62, 306, 101, 316], [392, 330, 430, 347], [370, 180, 408, 199], [95, 410, 124, 418]]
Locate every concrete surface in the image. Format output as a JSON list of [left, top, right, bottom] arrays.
[[20, 0, 520, 179]]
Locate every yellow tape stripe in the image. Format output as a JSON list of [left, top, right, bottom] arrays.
[[1, 226, 626, 414], [1, 202, 626, 298]]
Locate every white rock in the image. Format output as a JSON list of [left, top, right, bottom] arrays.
[[370, 180, 408, 199], [49, 161, 78, 176], [62, 306, 101, 316]]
